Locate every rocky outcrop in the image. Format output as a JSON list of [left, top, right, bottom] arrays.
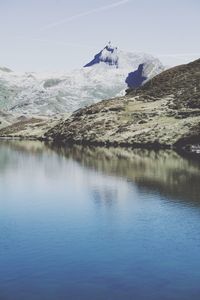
[[45, 59, 200, 153]]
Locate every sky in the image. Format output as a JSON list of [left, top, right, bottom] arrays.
[[0, 0, 199, 72]]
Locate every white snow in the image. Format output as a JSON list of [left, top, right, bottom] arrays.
[[0, 45, 164, 116]]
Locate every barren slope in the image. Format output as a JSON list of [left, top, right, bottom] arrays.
[[46, 59, 200, 152]]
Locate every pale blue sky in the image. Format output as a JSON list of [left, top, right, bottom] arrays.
[[0, 0, 199, 72]]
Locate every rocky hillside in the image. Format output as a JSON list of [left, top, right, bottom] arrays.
[[46, 59, 200, 152], [127, 58, 200, 109]]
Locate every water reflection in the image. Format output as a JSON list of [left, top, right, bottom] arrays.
[[0, 141, 200, 300], [48, 143, 200, 205], [0, 141, 200, 206], [0, 140, 130, 211]]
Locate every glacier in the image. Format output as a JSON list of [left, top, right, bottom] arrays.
[[0, 43, 164, 116]]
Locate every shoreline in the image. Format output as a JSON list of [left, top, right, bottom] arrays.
[[0, 135, 199, 158]]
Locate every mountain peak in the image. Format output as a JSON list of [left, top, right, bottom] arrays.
[[84, 42, 119, 68], [105, 41, 117, 52]]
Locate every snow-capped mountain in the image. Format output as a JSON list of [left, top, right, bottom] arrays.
[[0, 43, 164, 116], [84, 42, 119, 67]]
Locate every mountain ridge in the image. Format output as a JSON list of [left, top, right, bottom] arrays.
[[45, 58, 200, 154], [0, 44, 164, 116]]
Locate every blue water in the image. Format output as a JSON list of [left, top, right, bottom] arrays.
[[0, 141, 200, 300]]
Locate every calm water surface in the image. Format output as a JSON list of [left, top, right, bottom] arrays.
[[0, 141, 200, 300]]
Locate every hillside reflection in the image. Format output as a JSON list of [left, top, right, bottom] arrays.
[[0, 140, 199, 205], [49, 144, 200, 205]]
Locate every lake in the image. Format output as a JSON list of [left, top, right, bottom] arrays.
[[0, 141, 200, 300]]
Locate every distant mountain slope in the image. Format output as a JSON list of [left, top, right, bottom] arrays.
[[45, 58, 200, 153], [0, 43, 164, 116]]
